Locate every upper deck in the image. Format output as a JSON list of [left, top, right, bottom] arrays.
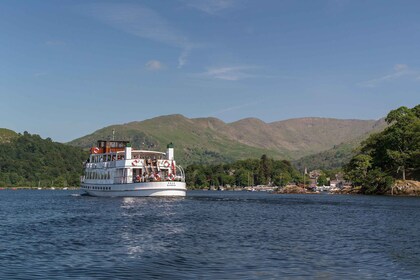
[[88, 140, 167, 162], [91, 140, 130, 154]]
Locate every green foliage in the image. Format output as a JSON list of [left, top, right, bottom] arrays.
[[344, 154, 373, 186], [294, 143, 356, 171], [360, 168, 394, 195], [185, 156, 301, 189], [0, 132, 88, 187], [317, 174, 328, 186], [344, 105, 419, 194]]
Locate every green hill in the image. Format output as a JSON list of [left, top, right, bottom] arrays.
[[0, 131, 87, 187], [69, 115, 386, 166]]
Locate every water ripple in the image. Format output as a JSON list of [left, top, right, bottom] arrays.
[[1, 190, 420, 279]]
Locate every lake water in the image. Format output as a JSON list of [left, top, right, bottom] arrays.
[[1, 190, 420, 279]]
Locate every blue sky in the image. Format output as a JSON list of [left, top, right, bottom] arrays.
[[1, 0, 419, 142]]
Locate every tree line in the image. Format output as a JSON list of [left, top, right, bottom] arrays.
[[185, 155, 304, 189], [344, 105, 420, 194], [0, 132, 88, 187]]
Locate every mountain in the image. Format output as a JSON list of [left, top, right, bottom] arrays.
[[68, 115, 386, 167], [293, 118, 387, 170]]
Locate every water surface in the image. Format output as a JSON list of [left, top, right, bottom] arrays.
[[1, 190, 419, 279]]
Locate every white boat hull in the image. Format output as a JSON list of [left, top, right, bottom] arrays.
[[81, 181, 187, 197]]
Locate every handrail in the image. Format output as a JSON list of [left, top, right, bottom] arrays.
[[177, 165, 186, 182]]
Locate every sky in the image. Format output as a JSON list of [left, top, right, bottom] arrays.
[[1, 0, 419, 142]]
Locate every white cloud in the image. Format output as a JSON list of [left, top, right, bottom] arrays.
[[185, 0, 235, 15], [178, 49, 191, 68], [359, 64, 420, 88], [199, 66, 257, 81], [83, 3, 193, 68], [146, 60, 165, 71]]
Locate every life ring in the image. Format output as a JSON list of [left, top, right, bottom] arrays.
[[155, 173, 161, 181], [163, 160, 170, 167], [132, 159, 139, 166]]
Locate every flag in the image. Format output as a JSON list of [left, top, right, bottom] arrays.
[[304, 167, 308, 175]]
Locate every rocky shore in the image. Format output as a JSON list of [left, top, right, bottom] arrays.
[[274, 180, 420, 196], [390, 180, 420, 196], [275, 185, 318, 194]]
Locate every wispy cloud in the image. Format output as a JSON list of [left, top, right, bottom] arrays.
[[184, 0, 235, 15], [198, 66, 258, 81], [145, 60, 165, 71], [210, 98, 268, 116], [83, 3, 193, 68], [360, 64, 420, 87], [394, 64, 408, 72], [211, 102, 257, 115], [178, 49, 191, 69]]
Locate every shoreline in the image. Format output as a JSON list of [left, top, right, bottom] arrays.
[[0, 186, 80, 190], [2, 180, 420, 196]]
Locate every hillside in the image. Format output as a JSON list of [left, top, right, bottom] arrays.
[[69, 115, 386, 166], [0, 130, 87, 187], [294, 118, 387, 170]]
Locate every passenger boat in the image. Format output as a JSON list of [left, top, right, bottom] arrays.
[[80, 140, 187, 197]]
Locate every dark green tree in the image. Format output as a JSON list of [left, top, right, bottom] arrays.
[[383, 106, 418, 180], [344, 105, 419, 194]]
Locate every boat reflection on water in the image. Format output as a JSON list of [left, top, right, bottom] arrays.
[[118, 197, 186, 259]]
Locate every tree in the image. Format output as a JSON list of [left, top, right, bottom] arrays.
[[383, 106, 417, 180], [273, 172, 292, 187], [317, 174, 328, 186], [259, 154, 273, 185], [361, 168, 394, 194], [344, 154, 372, 187], [234, 168, 248, 187]]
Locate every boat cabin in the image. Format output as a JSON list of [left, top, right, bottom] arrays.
[[91, 140, 130, 154]]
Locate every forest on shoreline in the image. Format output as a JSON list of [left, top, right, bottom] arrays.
[[0, 132, 87, 188]]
